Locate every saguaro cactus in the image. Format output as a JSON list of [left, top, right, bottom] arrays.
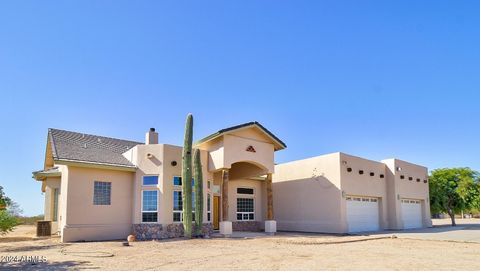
[[193, 148, 204, 236], [182, 114, 193, 238]]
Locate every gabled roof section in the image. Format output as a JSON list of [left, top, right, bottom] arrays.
[[195, 121, 287, 151], [47, 128, 142, 168]]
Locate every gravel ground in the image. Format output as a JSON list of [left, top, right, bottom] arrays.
[[1, 224, 479, 270]]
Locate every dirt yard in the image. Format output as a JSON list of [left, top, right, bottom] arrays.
[[1, 224, 479, 270]]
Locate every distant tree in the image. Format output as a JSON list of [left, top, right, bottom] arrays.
[[0, 186, 17, 235], [7, 201, 23, 217], [0, 186, 12, 210], [429, 168, 480, 226]]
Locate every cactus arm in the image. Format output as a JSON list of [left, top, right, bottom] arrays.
[[194, 148, 204, 236]]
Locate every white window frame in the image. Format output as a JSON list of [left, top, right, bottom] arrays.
[[141, 190, 158, 223], [236, 187, 255, 221], [207, 193, 211, 222], [93, 181, 111, 206], [142, 175, 159, 187], [173, 176, 195, 223]]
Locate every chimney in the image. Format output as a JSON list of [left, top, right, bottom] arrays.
[[145, 128, 158, 144]]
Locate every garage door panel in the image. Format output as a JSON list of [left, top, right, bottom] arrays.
[[401, 199, 422, 229], [346, 196, 380, 232]]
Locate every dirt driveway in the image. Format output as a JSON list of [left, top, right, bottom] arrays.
[[1, 224, 480, 271]]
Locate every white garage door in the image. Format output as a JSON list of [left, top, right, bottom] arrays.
[[346, 196, 380, 232], [401, 199, 423, 229]]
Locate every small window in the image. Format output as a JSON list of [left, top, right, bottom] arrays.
[[416, 178, 420, 182], [52, 188, 59, 221], [409, 177, 413, 181], [173, 176, 194, 186], [359, 170, 364, 175], [143, 176, 158, 186], [354, 197, 361, 201], [346, 197, 352, 201], [93, 181, 111, 205], [423, 179, 428, 183], [173, 176, 182, 186], [207, 181, 211, 189], [400, 175, 405, 179], [371, 198, 378, 202], [347, 167, 352, 172], [142, 190, 158, 223], [370, 172, 375, 177], [379, 174, 385, 179], [237, 188, 254, 195], [207, 194, 211, 222]]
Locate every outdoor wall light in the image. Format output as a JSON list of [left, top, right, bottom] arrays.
[[396, 167, 402, 171], [342, 160, 348, 165]]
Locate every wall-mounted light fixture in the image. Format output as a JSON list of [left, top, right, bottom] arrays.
[[396, 167, 402, 171]]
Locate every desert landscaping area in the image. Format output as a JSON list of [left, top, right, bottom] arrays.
[[1, 219, 480, 271]]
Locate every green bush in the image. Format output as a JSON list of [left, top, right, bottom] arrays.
[[0, 210, 18, 235]]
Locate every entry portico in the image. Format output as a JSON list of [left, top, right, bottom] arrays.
[[195, 122, 286, 235]]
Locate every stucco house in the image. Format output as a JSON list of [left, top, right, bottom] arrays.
[[33, 122, 431, 242]]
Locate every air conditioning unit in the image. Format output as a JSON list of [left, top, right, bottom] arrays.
[[36, 221, 51, 237]]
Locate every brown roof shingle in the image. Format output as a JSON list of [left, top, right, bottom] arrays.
[[49, 128, 142, 167]]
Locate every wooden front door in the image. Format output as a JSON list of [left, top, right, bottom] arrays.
[[213, 196, 220, 230]]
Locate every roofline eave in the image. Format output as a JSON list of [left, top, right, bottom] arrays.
[[54, 159, 137, 172]]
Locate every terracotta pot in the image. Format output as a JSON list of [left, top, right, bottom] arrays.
[[127, 235, 136, 242]]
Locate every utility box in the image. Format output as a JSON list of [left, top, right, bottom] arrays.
[[36, 221, 51, 237]]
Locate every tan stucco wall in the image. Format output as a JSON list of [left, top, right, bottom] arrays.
[[227, 179, 265, 222], [161, 144, 213, 225], [223, 134, 274, 173], [130, 144, 164, 224], [61, 166, 134, 242], [273, 153, 345, 233], [382, 159, 432, 229], [198, 127, 275, 173], [44, 177, 61, 234], [274, 153, 431, 233], [339, 153, 389, 230], [129, 143, 213, 225]]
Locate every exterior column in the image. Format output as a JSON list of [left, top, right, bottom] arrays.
[[265, 173, 277, 234], [220, 169, 232, 235], [266, 173, 274, 220], [221, 169, 229, 221]]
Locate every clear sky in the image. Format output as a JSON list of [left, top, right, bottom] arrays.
[[1, 1, 479, 215]]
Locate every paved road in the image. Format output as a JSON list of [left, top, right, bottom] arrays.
[[375, 219, 480, 243]]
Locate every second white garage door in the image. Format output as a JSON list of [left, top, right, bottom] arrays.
[[346, 196, 380, 232], [401, 199, 423, 229]]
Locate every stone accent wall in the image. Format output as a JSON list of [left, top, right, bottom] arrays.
[[133, 223, 213, 240], [232, 221, 262, 232]]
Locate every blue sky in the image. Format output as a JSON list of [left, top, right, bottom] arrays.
[[1, 1, 479, 215]]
